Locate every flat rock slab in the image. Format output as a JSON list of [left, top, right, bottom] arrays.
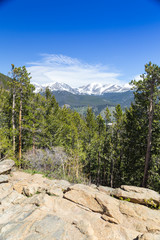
[[1, 170, 160, 240], [137, 233, 160, 240], [112, 185, 160, 205], [64, 187, 103, 213], [0, 159, 15, 175], [0, 175, 8, 184], [97, 186, 114, 195]]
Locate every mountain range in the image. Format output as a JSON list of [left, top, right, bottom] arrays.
[[31, 82, 134, 117], [0, 72, 134, 116], [33, 82, 131, 95]]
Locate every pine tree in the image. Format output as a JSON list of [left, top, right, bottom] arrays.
[[9, 65, 34, 163], [102, 107, 112, 186], [0, 87, 12, 159], [84, 107, 97, 182], [111, 104, 125, 187], [8, 64, 19, 155], [123, 103, 146, 186], [131, 62, 160, 187]]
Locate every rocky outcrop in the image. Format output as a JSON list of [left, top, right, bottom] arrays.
[[0, 159, 160, 240], [0, 174, 9, 183], [0, 159, 15, 174], [112, 185, 160, 206]]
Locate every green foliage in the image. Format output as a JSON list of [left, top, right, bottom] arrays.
[[51, 90, 134, 112], [0, 72, 11, 89], [0, 63, 160, 192], [51, 91, 113, 107], [0, 128, 13, 158], [105, 107, 111, 124], [128, 62, 160, 187], [119, 197, 131, 202], [144, 198, 160, 210], [113, 104, 123, 122]]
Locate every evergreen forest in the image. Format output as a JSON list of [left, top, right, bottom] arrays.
[[0, 62, 160, 192]]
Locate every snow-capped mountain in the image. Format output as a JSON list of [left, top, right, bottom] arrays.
[[33, 82, 78, 94], [33, 82, 131, 95], [77, 83, 131, 95]]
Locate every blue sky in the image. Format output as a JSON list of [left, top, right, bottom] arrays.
[[0, 0, 160, 87]]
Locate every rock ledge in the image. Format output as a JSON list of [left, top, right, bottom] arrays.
[[0, 159, 160, 240]]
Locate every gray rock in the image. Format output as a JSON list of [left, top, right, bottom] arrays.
[[0, 183, 13, 202], [136, 232, 160, 240], [112, 185, 160, 206], [0, 203, 36, 225], [30, 214, 65, 239], [0, 175, 8, 184], [24, 233, 41, 240], [0, 190, 26, 207], [22, 183, 40, 197], [46, 187, 63, 197], [0, 159, 15, 175], [0, 222, 24, 240], [53, 179, 71, 191], [1, 170, 160, 240], [97, 186, 114, 195]]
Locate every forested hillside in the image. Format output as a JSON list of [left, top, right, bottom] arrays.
[[0, 72, 10, 89], [0, 62, 160, 191], [50, 90, 134, 116]]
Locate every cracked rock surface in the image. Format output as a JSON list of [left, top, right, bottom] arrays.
[[0, 159, 160, 240]]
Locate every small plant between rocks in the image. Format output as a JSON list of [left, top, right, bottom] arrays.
[[111, 195, 131, 202], [111, 195, 160, 210], [119, 197, 131, 202], [144, 198, 160, 210]]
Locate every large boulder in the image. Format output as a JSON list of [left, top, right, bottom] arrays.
[[12, 172, 65, 197], [0, 175, 8, 184], [64, 184, 103, 213], [97, 185, 114, 195], [112, 185, 160, 206], [0, 159, 15, 175]]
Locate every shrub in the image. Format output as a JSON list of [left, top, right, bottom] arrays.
[[22, 147, 68, 179]]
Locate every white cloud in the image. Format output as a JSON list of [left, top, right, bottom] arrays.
[[128, 74, 142, 83], [27, 54, 122, 87], [133, 74, 142, 81], [123, 82, 131, 89]]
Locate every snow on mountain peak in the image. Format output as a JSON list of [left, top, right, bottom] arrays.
[[33, 82, 131, 95]]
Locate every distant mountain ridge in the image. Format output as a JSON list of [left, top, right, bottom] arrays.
[[0, 73, 11, 89], [33, 82, 131, 95], [34, 81, 133, 116], [0, 72, 133, 116]]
